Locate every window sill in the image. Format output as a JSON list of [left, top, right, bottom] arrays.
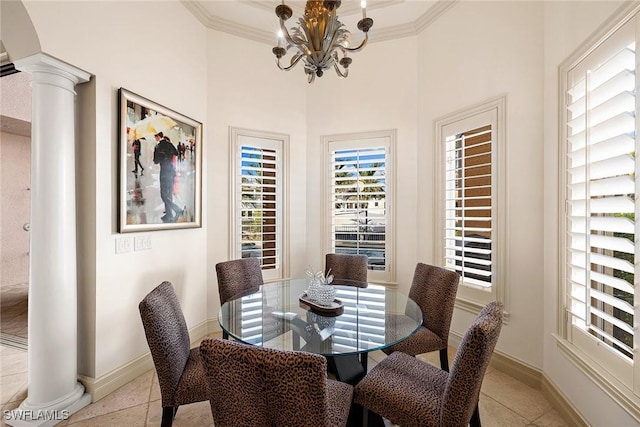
[[554, 334, 640, 422]]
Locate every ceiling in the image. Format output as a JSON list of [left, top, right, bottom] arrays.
[[181, 0, 457, 45]]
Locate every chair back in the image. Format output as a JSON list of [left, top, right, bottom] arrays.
[[200, 338, 330, 427], [409, 263, 459, 341], [325, 253, 368, 283], [441, 301, 503, 426], [139, 281, 191, 407], [215, 258, 264, 305]]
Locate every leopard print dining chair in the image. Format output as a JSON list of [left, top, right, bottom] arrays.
[[383, 262, 460, 371], [199, 337, 354, 427], [138, 281, 209, 427], [354, 301, 504, 427], [215, 258, 264, 339], [325, 253, 368, 283]]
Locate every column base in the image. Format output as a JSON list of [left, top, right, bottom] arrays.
[[4, 383, 91, 426]]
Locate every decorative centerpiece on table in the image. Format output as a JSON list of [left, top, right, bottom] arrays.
[[305, 265, 335, 305], [300, 265, 344, 316]]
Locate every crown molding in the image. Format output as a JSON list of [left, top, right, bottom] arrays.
[[181, 0, 274, 44], [415, 0, 457, 33], [370, 21, 418, 43], [182, 0, 458, 45], [243, 0, 405, 16]]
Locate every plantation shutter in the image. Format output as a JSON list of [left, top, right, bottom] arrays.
[[565, 22, 636, 361], [237, 143, 281, 272], [444, 125, 493, 288], [330, 146, 387, 272]]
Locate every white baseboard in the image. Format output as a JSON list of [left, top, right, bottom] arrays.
[[449, 333, 586, 426], [78, 352, 154, 402], [79, 319, 218, 402]]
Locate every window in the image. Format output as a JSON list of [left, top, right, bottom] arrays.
[[559, 5, 640, 411], [560, 4, 640, 414], [230, 128, 289, 281], [324, 131, 395, 283], [435, 97, 506, 312]]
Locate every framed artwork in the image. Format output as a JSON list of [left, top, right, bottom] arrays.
[[118, 88, 202, 232]]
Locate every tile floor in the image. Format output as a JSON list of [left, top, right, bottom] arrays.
[[1, 331, 569, 427], [0, 283, 28, 349]]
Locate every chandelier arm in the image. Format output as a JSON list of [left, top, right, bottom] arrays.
[[333, 61, 348, 78], [343, 32, 369, 53], [276, 53, 305, 71]]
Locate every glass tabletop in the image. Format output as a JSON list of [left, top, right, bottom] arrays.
[[218, 279, 423, 357]]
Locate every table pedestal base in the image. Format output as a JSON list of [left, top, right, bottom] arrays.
[[328, 353, 367, 384]]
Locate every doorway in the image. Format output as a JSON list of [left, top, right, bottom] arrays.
[[0, 68, 31, 350]]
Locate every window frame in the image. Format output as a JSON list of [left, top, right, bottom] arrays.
[[229, 127, 290, 282], [322, 130, 396, 284], [434, 96, 508, 316], [557, 2, 640, 418]]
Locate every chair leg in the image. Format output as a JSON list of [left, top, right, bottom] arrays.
[[161, 406, 177, 427], [439, 348, 450, 372], [470, 403, 481, 427], [222, 330, 229, 340]]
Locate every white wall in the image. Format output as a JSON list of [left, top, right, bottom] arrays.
[[21, 0, 209, 378], [305, 36, 419, 291], [417, 0, 545, 368], [0, 131, 30, 288], [1, 72, 31, 288], [542, 1, 638, 425], [206, 30, 308, 319], [1, 71, 31, 122]]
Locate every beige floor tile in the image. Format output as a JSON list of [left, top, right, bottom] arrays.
[[368, 350, 387, 364], [0, 349, 27, 377], [66, 403, 148, 427], [66, 370, 154, 423], [149, 373, 161, 403], [481, 368, 552, 422], [478, 393, 529, 426], [530, 408, 571, 427], [145, 399, 213, 427], [0, 372, 27, 405]]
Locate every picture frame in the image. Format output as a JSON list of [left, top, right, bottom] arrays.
[[118, 88, 202, 232]]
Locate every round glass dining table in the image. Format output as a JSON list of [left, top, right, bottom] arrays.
[[218, 278, 423, 383]]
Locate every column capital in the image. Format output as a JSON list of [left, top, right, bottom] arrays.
[[14, 53, 90, 86]]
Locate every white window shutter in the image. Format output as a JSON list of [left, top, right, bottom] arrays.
[[565, 30, 636, 361], [444, 125, 493, 288], [330, 145, 388, 274], [231, 128, 288, 281]]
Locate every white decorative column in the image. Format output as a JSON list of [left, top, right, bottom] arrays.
[[9, 53, 91, 426]]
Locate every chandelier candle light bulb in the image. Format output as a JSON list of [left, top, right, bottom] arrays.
[[277, 29, 285, 48], [272, 0, 374, 83]]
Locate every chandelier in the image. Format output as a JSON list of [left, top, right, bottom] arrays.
[[271, 0, 374, 83]]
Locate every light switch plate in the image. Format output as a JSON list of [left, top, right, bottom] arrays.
[[115, 236, 133, 254]]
